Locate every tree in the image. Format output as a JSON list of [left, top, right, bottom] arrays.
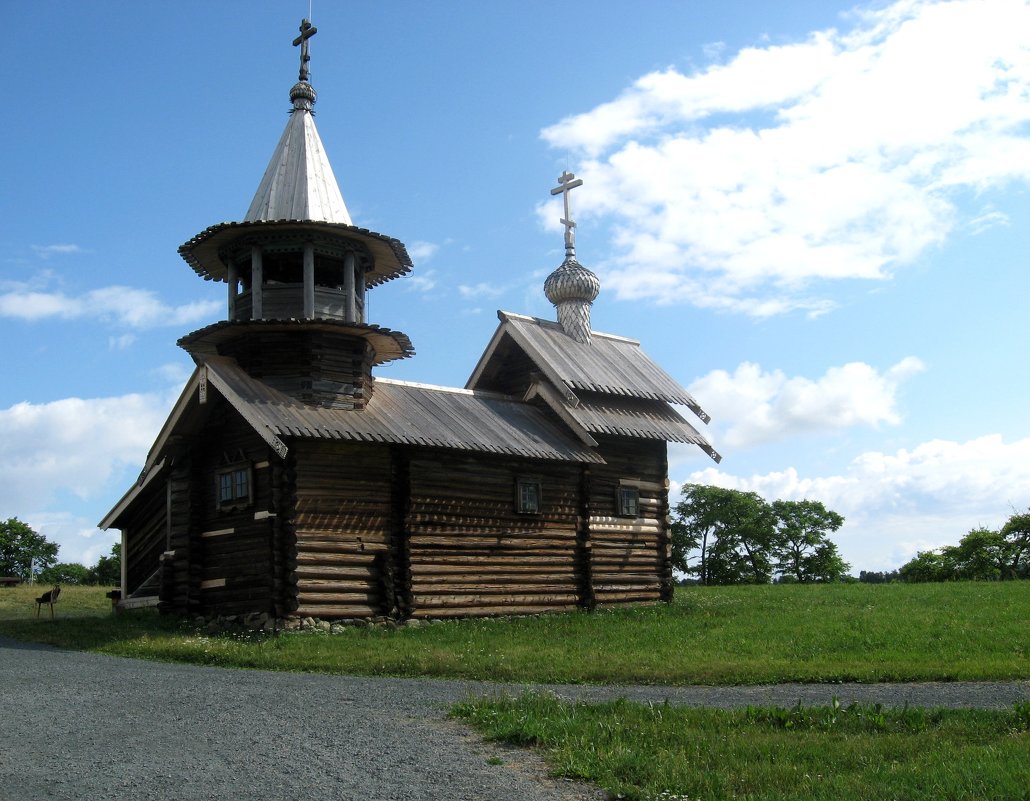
[[0, 518, 59, 580], [37, 562, 91, 585], [899, 549, 956, 582], [90, 542, 121, 586], [673, 485, 776, 585], [1000, 510, 1030, 579], [771, 499, 849, 582], [945, 527, 1007, 581]]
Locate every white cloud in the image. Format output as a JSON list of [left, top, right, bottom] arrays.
[[458, 282, 506, 300], [0, 286, 221, 328], [0, 390, 180, 566], [405, 270, 438, 293], [689, 356, 924, 448], [679, 433, 1030, 570], [108, 333, 136, 350], [408, 240, 440, 262], [31, 244, 84, 258], [0, 393, 172, 512], [541, 0, 1030, 315]]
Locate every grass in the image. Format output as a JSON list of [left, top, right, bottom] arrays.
[[452, 692, 1030, 801], [0, 582, 1028, 684]]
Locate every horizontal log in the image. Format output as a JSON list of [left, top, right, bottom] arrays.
[[588, 516, 662, 531], [413, 592, 579, 608], [593, 592, 660, 603], [589, 541, 658, 552], [410, 553, 575, 567], [410, 564, 575, 577], [293, 562, 377, 578], [293, 604, 378, 618], [411, 582, 579, 594], [409, 535, 576, 549], [295, 537, 389, 553], [296, 579, 379, 592], [408, 546, 576, 559], [297, 591, 379, 604], [410, 603, 578, 619], [296, 552, 385, 566]]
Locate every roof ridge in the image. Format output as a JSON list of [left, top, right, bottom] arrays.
[[497, 310, 640, 345]]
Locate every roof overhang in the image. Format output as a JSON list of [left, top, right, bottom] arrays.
[[177, 319, 415, 365], [179, 219, 412, 288]]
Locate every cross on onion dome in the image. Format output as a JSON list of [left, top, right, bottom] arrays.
[[550, 170, 584, 257]]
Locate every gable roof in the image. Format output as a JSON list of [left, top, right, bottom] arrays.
[[524, 384, 722, 462], [467, 311, 711, 424]]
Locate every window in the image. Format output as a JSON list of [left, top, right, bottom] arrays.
[[617, 486, 640, 518], [216, 464, 252, 510], [516, 478, 542, 514]]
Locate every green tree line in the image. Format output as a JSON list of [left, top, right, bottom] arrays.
[[898, 510, 1030, 582], [672, 485, 849, 584], [0, 517, 120, 585]]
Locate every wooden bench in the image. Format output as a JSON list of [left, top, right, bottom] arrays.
[[0, 577, 21, 587], [34, 585, 61, 618]]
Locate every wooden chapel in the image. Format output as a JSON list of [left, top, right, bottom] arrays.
[[100, 19, 721, 621]]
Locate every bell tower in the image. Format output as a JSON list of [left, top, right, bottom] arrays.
[[176, 19, 414, 410]]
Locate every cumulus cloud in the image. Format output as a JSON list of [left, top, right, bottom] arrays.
[[0, 286, 221, 328], [458, 282, 506, 300], [30, 244, 84, 258], [679, 433, 1030, 570], [407, 240, 440, 262], [689, 356, 924, 448], [0, 393, 172, 512], [405, 270, 438, 293], [541, 0, 1030, 315]]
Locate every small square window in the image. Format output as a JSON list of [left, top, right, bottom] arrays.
[[216, 464, 252, 510], [617, 487, 640, 518], [516, 478, 541, 514]]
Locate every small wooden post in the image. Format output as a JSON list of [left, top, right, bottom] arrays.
[[120, 529, 128, 602], [343, 251, 356, 322], [227, 257, 238, 320], [251, 246, 264, 319], [303, 242, 315, 318]]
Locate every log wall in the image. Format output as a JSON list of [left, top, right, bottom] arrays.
[[122, 477, 167, 597], [586, 437, 672, 605], [181, 403, 277, 617], [405, 451, 582, 618], [289, 440, 394, 619]]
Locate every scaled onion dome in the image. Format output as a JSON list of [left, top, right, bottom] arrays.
[[544, 256, 601, 344]]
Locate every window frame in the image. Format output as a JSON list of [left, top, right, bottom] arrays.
[[515, 477, 543, 515], [215, 462, 253, 511], [616, 486, 640, 518]]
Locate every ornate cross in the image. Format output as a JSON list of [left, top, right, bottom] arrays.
[[293, 18, 318, 82], [550, 170, 584, 255]]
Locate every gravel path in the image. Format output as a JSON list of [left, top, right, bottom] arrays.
[[1, 636, 1027, 801]]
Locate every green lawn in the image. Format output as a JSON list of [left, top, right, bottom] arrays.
[[5, 581, 1028, 801], [1, 582, 1027, 685], [453, 692, 1030, 801]]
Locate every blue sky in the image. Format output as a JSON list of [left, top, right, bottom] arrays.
[[3, 0, 1029, 573]]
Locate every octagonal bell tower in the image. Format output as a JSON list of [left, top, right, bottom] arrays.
[[177, 19, 413, 410]]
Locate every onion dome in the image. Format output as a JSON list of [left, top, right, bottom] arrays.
[[545, 171, 599, 344]]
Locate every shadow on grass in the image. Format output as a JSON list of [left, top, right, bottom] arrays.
[[0, 609, 187, 654]]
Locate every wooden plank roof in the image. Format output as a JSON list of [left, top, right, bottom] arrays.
[[101, 358, 604, 528], [564, 393, 721, 462], [467, 311, 711, 424]]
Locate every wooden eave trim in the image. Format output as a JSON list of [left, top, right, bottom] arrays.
[[523, 381, 598, 447], [98, 456, 168, 530], [202, 361, 290, 460], [466, 315, 580, 407], [464, 317, 507, 391]]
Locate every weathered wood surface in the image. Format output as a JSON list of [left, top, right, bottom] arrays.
[[289, 441, 392, 618]]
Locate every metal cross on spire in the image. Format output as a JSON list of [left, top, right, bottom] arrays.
[[550, 170, 584, 257], [293, 18, 318, 82]]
